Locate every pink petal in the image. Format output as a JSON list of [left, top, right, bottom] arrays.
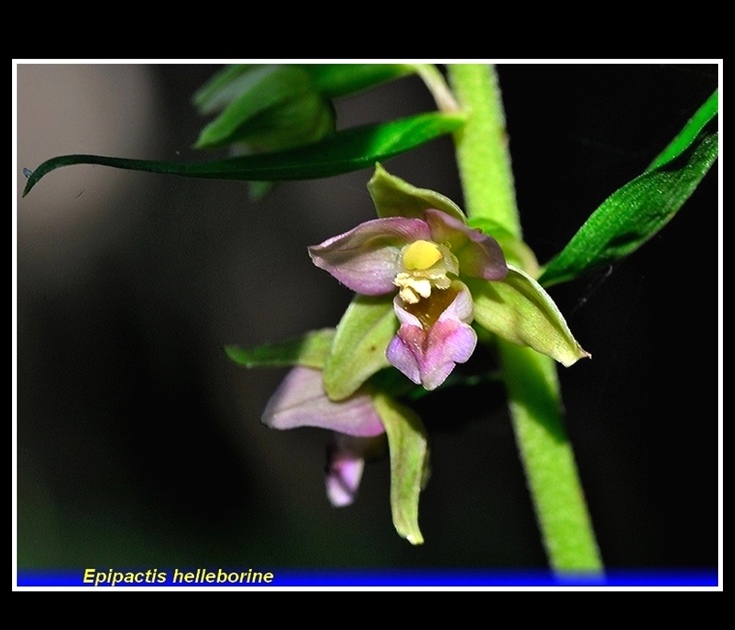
[[262, 367, 385, 437], [308, 217, 431, 295], [325, 434, 374, 507], [386, 283, 477, 390], [424, 209, 507, 281], [326, 449, 364, 507]]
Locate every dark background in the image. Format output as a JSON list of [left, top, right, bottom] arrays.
[[15, 63, 720, 574]]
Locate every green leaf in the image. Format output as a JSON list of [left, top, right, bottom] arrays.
[[192, 64, 256, 114], [196, 64, 416, 112], [469, 265, 590, 367], [647, 89, 718, 171], [195, 65, 333, 150], [372, 392, 428, 545], [367, 162, 467, 222], [323, 295, 396, 401], [304, 64, 417, 99], [22, 111, 466, 197], [539, 92, 718, 288], [224, 328, 335, 369]]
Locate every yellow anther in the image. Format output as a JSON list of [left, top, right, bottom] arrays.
[[402, 240, 442, 271]]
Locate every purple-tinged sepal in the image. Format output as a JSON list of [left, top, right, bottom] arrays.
[[308, 217, 430, 295], [424, 209, 507, 281], [262, 366, 387, 509], [262, 366, 384, 436]]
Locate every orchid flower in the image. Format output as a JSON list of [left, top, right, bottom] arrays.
[[262, 365, 386, 507], [308, 165, 589, 399], [245, 165, 586, 543], [309, 208, 507, 390]]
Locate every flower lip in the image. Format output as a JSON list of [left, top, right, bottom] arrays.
[[386, 280, 477, 390]]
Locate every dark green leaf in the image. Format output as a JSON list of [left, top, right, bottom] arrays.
[[304, 64, 417, 99], [192, 64, 256, 114], [647, 89, 718, 171], [22, 111, 466, 197], [225, 329, 335, 369], [539, 92, 718, 288], [194, 66, 332, 150]]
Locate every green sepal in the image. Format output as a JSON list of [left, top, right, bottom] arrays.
[[224, 328, 335, 370], [367, 163, 467, 222], [469, 265, 590, 367], [372, 392, 429, 545], [539, 91, 718, 288], [323, 295, 396, 401]]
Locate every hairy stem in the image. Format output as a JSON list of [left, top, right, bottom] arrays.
[[498, 341, 603, 572], [447, 64, 520, 236], [447, 63, 603, 573]]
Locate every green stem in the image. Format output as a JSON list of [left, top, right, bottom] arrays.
[[498, 341, 602, 572], [447, 63, 603, 573], [447, 64, 520, 236]]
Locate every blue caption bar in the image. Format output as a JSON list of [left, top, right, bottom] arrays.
[[16, 569, 719, 588]]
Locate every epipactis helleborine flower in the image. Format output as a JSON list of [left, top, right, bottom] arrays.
[[309, 208, 508, 390], [262, 365, 385, 507]]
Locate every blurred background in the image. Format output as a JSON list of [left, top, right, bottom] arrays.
[[15, 63, 719, 574]]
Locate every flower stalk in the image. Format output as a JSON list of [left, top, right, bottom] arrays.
[[447, 63, 603, 573], [448, 64, 521, 238]]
